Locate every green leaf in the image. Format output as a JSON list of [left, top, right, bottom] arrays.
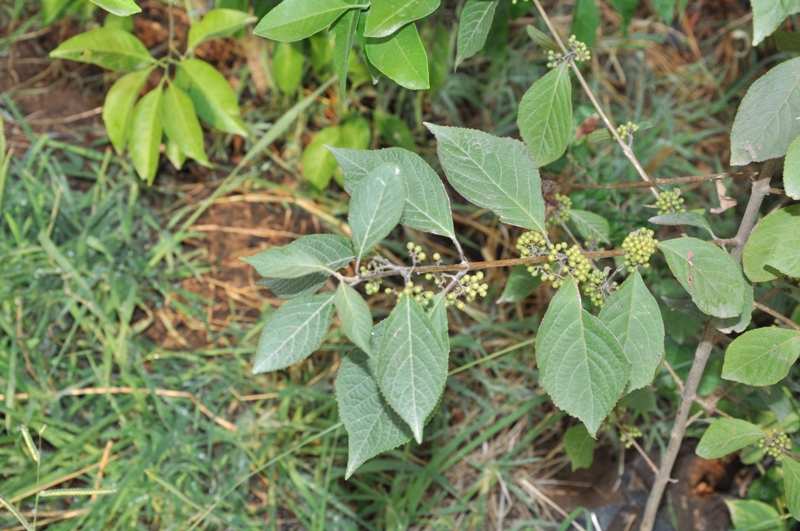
[[784, 458, 800, 521], [711, 276, 753, 334], [658, 237, 746, 319], [303, 126, 342, 190], [42, 0, 77, 26], [102, 67, 152, 154], [242, 244, 333, 279], [128, 88, 163, 184], [775, 31, 800, 53], [569, 209, 610, 243], [253, 292, 335, 373], [331, 8, 361, 94], [257, 235, 355, 299], [564, 424, 595, 471], [338, 117, 372, 150], [722, 327, 800, 386], [725, 499, 786, 531], [375, 110, 417, 152], [730, 56, 800, 165], [425, 123, 546, 233], [497, 265, 542, 304], [743, 206, 800, 282], [535, 278, 629, 436], [785, 133, 800, 200], [455, 0, 499, 68], [328, 147, 455, 238], [648, 211, 714, 237], [188, 8, 257, 51], [752, 0, 800, 46], [365, 0, 439, 38], [357, 10, 383, 84], [650, 0, 675, 22], [309, 30, 333, 74], [365, 22, 429, 90], [50, 27, 154, 72], [427, 293, 449, 350], [766, 215, 800, 277], [424, 24, 451, 93], [164, 137, 185, 170], [104, 12, 135, 32], [337, 349, 413, 478], [517, 63, 572, 167], [90, 0, 141, 16], [161, 83, 209, 166], [273, 40, 306, 94], [254, 0, 363, 42], [335, 282, 374, 356], [526, 25, 559, 51], [695, 418, 766, 459], [174, 59, 248, 137], [570, 0, 600, 48], [599, 270, 665, 393], [377, 296, 447, 443], [349, 163, 406, 259], [609, 0, 638, 36]]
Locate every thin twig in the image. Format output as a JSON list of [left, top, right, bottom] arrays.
[[754, 301, 800, 331], [556, 171, 757, 190]]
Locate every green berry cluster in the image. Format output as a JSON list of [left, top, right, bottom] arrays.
[[394, 280, 435, 305], [759, 430, 792, 461], [546, 35, 590, 67], [616, 121, 640, 139], [405, 241, 429, 262], [364, 278, 383, 295], [516, 230, 548, 257], [622, 228, 658, 273], [445, 271, 488, 308], [547, 194, 572, 227], [654, 189, 685, 215], [620, 424, 643, 449], [583, 269, 617, 308], [552, 244, 591, 288]]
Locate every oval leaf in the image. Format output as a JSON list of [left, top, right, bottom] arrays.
[[335, 282, 374, 356], [50, 27, 154, 72], [349, 163, 406, 260], [599, 270, 665, 393], [161, 83, 209, 166], [648, 211, 714, 237], [696, 418, 766, 459], [377, 295, 447, 443], [128, 88, 163, 184], [564, 424, 595, 471], [90, 0, 141, 16], [517, 62, 572, 167], [253, 292, 335, 373], [569, 209, 610, 243], [743, 205, 800, 282], [426, 123, 546, 232], [711, 275, 753, 335], [328, 146, 456, 238], [365, 22, 429, 90], [784, 457, 800, 521], [658, 237, 746, 319], [188, 8, 257, 51], [570, 0, 600, 48], [497, 265, 542, 304], [303, 126, 342, 190], [242, 244, 331, 279], [174, 59, 248, 137], [766, 212, 800, 277], [455, 0, 499, 68], [337, 349, 413, 479], [273, 40, 306, 94], [730, 56, 800, 165], [726, 499, 786, 531], [364, 0, 440, 38], [752, 0, 800, 46], [722, 327, 800, 386], [103, 67, 152, 154], [535, 278, 629, 436], [254, 0, 362, 42]]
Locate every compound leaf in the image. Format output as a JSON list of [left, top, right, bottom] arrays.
[[349, 163, 406, 259], [365, 22, 429, 90], [253, 292, 335, 373], [599, 270, 665, 393], [103, 67, 152, 154], [128, 88, 163, 184], [455, 0, 499, 68], [338, 349, 413, 478], [536, 278, 629, 436], [50, 27, 154, 72], [696, 418, 766, 459], [90, 0, 140, 17], [569, 209, 610, 243], [335, 282, 374, 356], [743, 205, 800, 282], [517, 62, 572, 167], [329, 146, 455, 238], [426, 123, 546, 232], [174, 58, 248, 137], [254, 0, 362, 42], [188, 8, 256, 51], [752, 0, 800, 46], [365, 0, 440, 38], [161, 83, 209, 166], [722, 327, 800, 386], [377, 296, 447, 443], [659, 237, 745, 319], [564, 424, 595, 471]]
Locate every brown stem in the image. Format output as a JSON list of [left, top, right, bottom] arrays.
[[754, 301, 800, 331], [730, 159, 776, 262], [557, 171, 757, 190]]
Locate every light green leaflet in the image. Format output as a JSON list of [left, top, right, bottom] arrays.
[[174, 59, 248, 137], [696, 418, 766, 459], [569, 209, 610, 243], [50, 27, 154, 72], [726, 500, 787, 531], [328, 146, 455, 238], [784, 458, 800, 521], [330, 7, 361, 94], [161, 83, 209, 166], [426, 123, 546, 233], [722, 327, 800, 386], [564, 424, 595, 471], [103, 67, 153, 154], [128, 88, 163, 184], [783, 133, 800, 200], [303, 126, 342, 189], [658, 237, 745, 319], [535, 278, 629, 436], [517, 62, 572, 168], [273, 41, 305, 94], [242, 244, 333, 279], [257, 235, 355, 299], [648, 211, 714, 238], [349, 163, 406, 260], [337, 349, 413, 478], [377, 296, 447, 443], [334, 282, 374, 356], [188, 8, 256, 51], [455, 0, 499, 68], [751, 0, 800, 46], [254, 0, 363, 42], [730, 56, 800, 165], [253, 292, 335, 373], [598, 270, 664, 393], [743, 205, 800, 282], [365, 22, 430, 90], [365, 0, 440, 38], [90, 0, 140, 16]]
